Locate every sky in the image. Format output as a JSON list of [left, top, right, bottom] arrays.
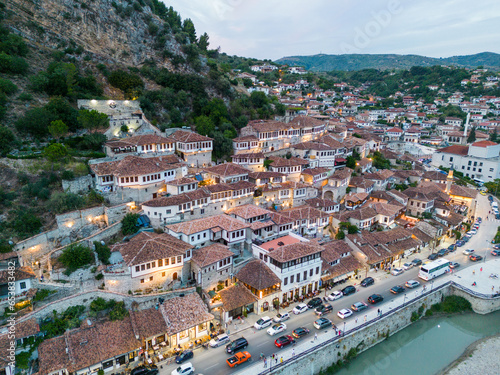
[[163, 0, 500, 60]]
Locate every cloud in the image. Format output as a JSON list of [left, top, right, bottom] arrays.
[[163, 0, 500, 60]]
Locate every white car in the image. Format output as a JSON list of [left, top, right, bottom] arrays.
[[337, 309, 353, 319], [293, 303, 308, 315], [267, 323, 287, 336], [254, 316, 272, 330], [402, 262, 413, 270], [391, 267, 404, 276], [171, 363, 195, 375], [209, 333, 230, 348], [327, 291, 343, 301], [273, 312, 290, 323], [463, 249, 475, 256], [405, 279, 420, 289]]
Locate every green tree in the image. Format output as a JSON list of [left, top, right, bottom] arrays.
[[59, 244, 94, 275], [93, 241, 111, 265], [15, 107, 56, 138], [45, 96, 79, 131], [44, 143, 68, 169], [346, 156, 356, 169], [490, 128, 498, 143], [198, 32, 209, 51], [122, 213, 140, 235], [467, 126, 476, 143], [335, 231, 345, 240], [0, 126, 16, 156], [182, 18, 196, 43], [8, 209, 42, 238], [194, 115, 214, 136], [48, 192, 86, 213], [78, 109, 109, 133], [48, 120, 68, 141]]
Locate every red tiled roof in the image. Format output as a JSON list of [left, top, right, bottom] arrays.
[[436, 145, 469, 155], [471, 140, 497, 147]]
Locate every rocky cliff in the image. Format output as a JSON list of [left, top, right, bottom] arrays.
[[4, 0, 183, 69]]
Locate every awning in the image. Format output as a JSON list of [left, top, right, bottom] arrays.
[[195, 174, 203, 181], [335, 158, 347, 162], [208, 290, 216, 298]]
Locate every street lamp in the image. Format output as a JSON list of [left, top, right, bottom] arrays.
[[403, 293, 407, 306], [343, 321, 346, 337], [430, 280, 434, 291]]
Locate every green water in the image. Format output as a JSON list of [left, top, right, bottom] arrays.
[[335, 310, 500, 375]]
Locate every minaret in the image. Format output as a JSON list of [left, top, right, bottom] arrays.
[[446, 168, 453, 194], [463, 112, 471, 137]]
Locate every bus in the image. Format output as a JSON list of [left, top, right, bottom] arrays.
[[418, 258, 450, 281], [473, 178, 484, 187]]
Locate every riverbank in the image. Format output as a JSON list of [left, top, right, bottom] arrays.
[[440, 334, 500, 375]]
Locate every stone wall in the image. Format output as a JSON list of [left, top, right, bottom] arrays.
[[450, 284, 500, 314], [62, 175, 93, 194]]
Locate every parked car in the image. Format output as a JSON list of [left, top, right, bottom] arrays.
[[315, 303, 333, 316], [293, 303, 308, 315], [328, 291, 343, 301], [351, 301, 368, 312], [273, 312, 290, 323], [405, 280, 420, 289], [254, 316, 272, 330], [412, 258, 423, 266], [209, 334, 230, 348], [462, 236, 470, 243], [469, 254, 483, 262], [447, 244, 456, 252], [291, 327, 310, 339], [132, 366, 159, 375], [449, 262, 460, 269], [307, 297, 323, 309], [437, 249, 448, 257], [391, 267, 404, 276], [488, 195, 494, 202], [267, 323, 287, 336], [495, 214, 500, 220], [463, 249, 475, 256], [428, 253, 439, 260], [480, 190, 487, 196], [491, 250, 500, 256], [341, 285, 356, 296], [171, 363, 194, 375], [367, 294, 384, 304], [337, 309, 353, 319], [175, 350, 193, 364], [456, 240, 465, 247], [360, 277, 375, 287], [274, 335, 295, 348], [493, 244, 500, 250], [402, 262, 413, 270], [390, 285, 405, 294], [226, 337, 248, 354], [313, 318, 333, 330]]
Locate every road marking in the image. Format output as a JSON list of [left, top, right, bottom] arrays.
[[256, 342, 268, 347], [205, 363, 218, 370]]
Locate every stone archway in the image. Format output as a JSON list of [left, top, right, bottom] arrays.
[[323, 190, 334, 200]]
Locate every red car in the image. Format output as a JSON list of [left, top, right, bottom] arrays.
[[469, 254, 483, 262], [274, 335, 295, 348]]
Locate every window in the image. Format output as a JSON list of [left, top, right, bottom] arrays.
[[284, 277, 288, 285], [171, 257, 176, 265], [304, 271, 307, 280], [146, 263, 151, 270], [150, 276, 153, 281], [297, 274, 300, 282], [316, 267, 319, 274], [20, 281, 26, 289], [140, 279, 145, 284], [162, 272, 166, 277], [141, 264, 145, 271], [310, 269, 313, 277], [290, 275, 294, 283], [135, 266, 140, 272], [177, 256, 182, 263], [158, 259, 163, 267]]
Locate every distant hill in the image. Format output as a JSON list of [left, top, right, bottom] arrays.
[[275, 52, 500, 71]]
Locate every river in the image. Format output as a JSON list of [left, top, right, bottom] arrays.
[[335, 310, 500, 375]]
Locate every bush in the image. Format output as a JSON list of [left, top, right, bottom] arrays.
[[58, 243, 94, 275], [90, 297, 116, 312], [48, 192, 86, 213], [108, 70, 144, 92], [0, 77, 17, 94], [441, 295, 472, 313], [109, 301, 128, 321], [94, 241, 111, 264], [95, 273, 103, 280], [121, 213, 140, 235]]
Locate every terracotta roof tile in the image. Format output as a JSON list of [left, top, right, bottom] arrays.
[[90, 155, 182, 177], [105, 134, 175, 148], [204, 163, 251, 177], [191, 244, 234, 268], [226, 204, 272, 219], [0, 266, 35, 283], [236, 259, 281, 290], [166, 215, 250, 236], [218, 284, 258, 312], [170, 130, 213, 143]]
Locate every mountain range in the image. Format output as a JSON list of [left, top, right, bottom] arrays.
[[275, 52, 500, 72]]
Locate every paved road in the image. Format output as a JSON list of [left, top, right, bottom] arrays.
[[160, 191, 495, 375]]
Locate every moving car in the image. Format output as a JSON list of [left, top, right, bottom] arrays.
[[274, 335, 295, 348], [293, 303, 308, 315], [402, 262, 413, 270], [405, 280, 420, 289], [327, 291, 343, 301], [341, 285, 356, 296], [209, 334, 230, 348], [488, 195, 494, 202], [360, 277, 375, 287], [226, 337, 248, 354], [292, 327, 310, 339], [449, 262, 460, 269], [267, 323, 287, 336], [412, 258, 423, 266], [428, 253, 439, 260], [367, 294, 384, 304], [175, 350, 193, 364], [391, 267, 404, 276], [315, 303, 333, 316], [226, 352, 251, 368], [351, 301, 368, 312], [273, 312, 290, 323], [491, 250, 500, 256], [254, 316, 272, 330], [390, 285, 405, 294], [463, 249, 475, 256], [131, 366, 159, 375], [337, 309, 353, 319], [469, 254, 483, 261], [480, 190, 487, 196], [171, 363, 194, 375], [313, 318, 333, 329], [307, 297, 323, 309]]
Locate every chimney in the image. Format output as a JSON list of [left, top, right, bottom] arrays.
[[445, 168, 453, 194]]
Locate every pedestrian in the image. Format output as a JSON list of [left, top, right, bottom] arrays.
[[473, 270, 475, 275], [280, 356, 283, 363], [275, 355, 278, 365], [355, 318, 358, 324], [314, 333, 318, 341], [493, 286, 495, 292], [260, 352, 264, 361], [480, 267, 483, 272], [264, 357, 267, 368], [292, 349, 295, 356], [377, 308, 380, 315], [364, 315, 367, 322]]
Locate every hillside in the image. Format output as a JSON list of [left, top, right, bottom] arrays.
[[275, 52, 500, 71]]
